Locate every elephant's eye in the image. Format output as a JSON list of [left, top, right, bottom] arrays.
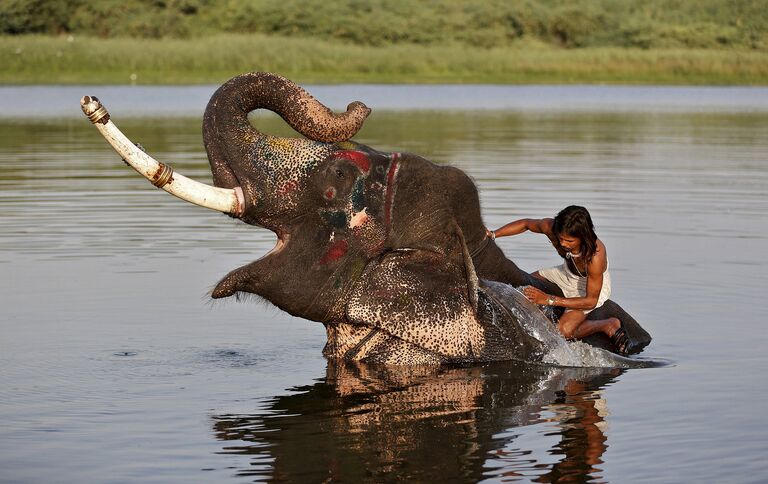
[[335, 168, 345, 179]]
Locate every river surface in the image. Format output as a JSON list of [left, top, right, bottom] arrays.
[[1, 85, 767, 483]]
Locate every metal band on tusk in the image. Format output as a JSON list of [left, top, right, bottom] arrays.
[[152, 163, 174, 188], [86, 105, 109, 125]]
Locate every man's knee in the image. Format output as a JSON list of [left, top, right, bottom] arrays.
[[558, 311, 586, 339], [558, 322, 576, 339]]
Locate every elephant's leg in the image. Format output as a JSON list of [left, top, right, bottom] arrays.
[[324, 322, 443, 364], [323, 321, 373, 358], [346, 249, 484, 361]]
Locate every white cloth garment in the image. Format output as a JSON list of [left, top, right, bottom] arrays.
[[538, 259, 611, 314]]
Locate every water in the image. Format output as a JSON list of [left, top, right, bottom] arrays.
[[1, 85, 767, 482]]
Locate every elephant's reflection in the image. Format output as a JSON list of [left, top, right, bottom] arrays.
[[212, 360, 621, 482]]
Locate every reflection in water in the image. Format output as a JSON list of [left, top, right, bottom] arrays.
[[212, 360, 620, 482]]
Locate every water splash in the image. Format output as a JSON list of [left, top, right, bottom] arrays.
[[483, 281, 650, 369]]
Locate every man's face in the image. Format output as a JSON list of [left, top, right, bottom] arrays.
[[557, 233, 581, 254]]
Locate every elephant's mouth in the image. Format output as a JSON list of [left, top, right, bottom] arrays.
[[265, 233, 287, 258]]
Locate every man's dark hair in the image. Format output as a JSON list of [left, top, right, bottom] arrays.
[[552, 205, 598, 261]]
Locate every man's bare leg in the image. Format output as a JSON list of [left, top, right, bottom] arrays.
[[573, 316, 621, 340], [558, 311, 621, 340]]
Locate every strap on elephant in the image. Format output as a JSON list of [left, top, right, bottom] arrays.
[[469, 234, 491, 258]]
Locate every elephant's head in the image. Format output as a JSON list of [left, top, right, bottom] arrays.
[[202, 74, 409, 315], [202, 74, 427, 324]]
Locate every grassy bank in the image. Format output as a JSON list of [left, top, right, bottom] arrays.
[[3, 34, 767, 85]]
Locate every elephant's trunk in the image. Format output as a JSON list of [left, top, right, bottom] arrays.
[[202, 72, 371, 189]]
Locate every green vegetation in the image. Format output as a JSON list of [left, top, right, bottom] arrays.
[[1, 0, 767, 84], [3, 0, 766, 49], [3, 34, 766, 85]]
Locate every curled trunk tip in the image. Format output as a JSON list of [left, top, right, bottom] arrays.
[[204, 72, 372, 146]]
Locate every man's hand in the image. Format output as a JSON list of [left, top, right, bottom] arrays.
[[522, 285, 550, 305]]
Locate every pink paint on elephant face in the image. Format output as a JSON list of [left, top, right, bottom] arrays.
[[331, 150, 371, 174], [349, 208, 369, 228]]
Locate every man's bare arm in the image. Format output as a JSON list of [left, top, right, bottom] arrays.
[[523, 243, 608, 310], [551, 244, 608, 310], [489, 218, 554, 239]]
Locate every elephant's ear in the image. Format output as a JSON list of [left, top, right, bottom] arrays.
[[346, 224, 484, 360]]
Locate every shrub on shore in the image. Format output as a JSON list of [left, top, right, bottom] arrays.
[[1, 0, 766, 50], [2, 33, 766, 85]]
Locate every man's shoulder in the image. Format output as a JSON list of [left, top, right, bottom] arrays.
[[590, 239, 608, 271], [538, 218, 555, 233], [596, 238, 607, 255]]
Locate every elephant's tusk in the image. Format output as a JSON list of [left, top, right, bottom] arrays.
[[80, 95, 244, 216]]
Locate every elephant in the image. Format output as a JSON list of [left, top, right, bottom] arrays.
[[80, 72, 651, 365]]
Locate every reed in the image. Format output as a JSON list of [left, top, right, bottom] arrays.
[[2, 34, 766, 85]]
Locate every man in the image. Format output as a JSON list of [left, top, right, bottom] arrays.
[[488, 205, 633, 355]]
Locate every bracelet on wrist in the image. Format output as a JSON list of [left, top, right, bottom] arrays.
[[547, 296, 555, 306]]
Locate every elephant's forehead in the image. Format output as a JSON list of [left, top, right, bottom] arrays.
[[251, 135, 334, 187]]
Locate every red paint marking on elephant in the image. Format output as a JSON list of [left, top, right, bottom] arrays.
[[279, 180, 298, 196], [384, 153, 401, 231], [320, 239, 349, 264], [331, 150, 371, 174]]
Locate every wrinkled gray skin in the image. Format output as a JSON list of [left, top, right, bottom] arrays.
[[203, 72, 650, 365]]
